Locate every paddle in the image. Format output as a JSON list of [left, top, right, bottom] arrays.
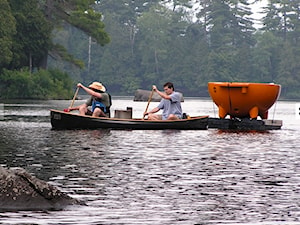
[[143, 88, 154, 119], [64, 87, 79, 112]]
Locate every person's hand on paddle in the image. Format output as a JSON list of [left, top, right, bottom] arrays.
[[152, 85, 157, 92], [143, 85, 156, 119], [64, 106, 76, 112], [77, 83, 84, 89], [63, 85, 80, 112], [143, 111, 149, 118]]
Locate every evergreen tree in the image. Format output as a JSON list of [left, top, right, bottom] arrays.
[[0, 0, 16, 69], [196, 0, 256, 82], [261, 0, 300, 98], [44, 0, 110, 68], [9, 0, 52, 71]]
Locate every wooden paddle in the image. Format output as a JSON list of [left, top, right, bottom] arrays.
[[143, 88, 154, 119], [64, 87, 79, 112], [70, 87, 79, 108]]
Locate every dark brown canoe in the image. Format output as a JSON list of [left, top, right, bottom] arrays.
[[50, 109, 209, 130]]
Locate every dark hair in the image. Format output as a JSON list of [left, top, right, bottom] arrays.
[[163, 82, 174, 90]]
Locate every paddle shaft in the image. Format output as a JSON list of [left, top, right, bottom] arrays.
[[143, 89, 154, 118], [70, 87, 79, 109]]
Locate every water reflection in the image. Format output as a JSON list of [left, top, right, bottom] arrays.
[[0, 99, 299, 224]]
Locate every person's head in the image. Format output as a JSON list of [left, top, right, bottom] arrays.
[[163, 82, 174, 95], [89, 82, 106, 93]]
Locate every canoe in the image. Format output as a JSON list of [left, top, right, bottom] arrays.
[[208, 82, 281, 119], [50, 109, 209, 130]]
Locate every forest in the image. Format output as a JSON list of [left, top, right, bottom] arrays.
[[1, 0, 300, 99]]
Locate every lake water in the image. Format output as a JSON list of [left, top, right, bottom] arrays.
[[0, 97, 299, 225]]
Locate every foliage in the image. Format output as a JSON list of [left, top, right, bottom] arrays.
[[51, 43, 85, 69], [74, 0, 298, 98], [8, 0, 52, 70], [2, 0, 300, 99], [1, 0, 111, 70], [0, 0, 111, 99], [0, 69, 73, 99], [0, 0, 16, 68], [69, 9, 110, 46]]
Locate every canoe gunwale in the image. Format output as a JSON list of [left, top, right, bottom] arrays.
[[50, 109, 208, 122]]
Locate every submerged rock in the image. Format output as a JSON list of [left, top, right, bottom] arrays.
[[134, 89, 184, 102], [0, 166, 82, 211]]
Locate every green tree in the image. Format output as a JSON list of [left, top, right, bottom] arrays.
[[0, 0, 16, 69], [137, 5, 173, 84], [0, 69, 73, 99], [43, 0, 300, 98], [277, 41, 300, 98], [195, 0, 256, 83], [94, 0, 162, 57], [198, 0, 255, 49], [260, 0, 300, 98], [93, 12, 142, 94], [9, 0, 52, 71], [252, 31, 281, 83], [44, 0, 110, 68]]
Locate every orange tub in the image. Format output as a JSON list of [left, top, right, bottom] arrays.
[[208, 82, 281, 119]]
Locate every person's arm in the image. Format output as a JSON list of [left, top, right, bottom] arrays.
[[143, 107, 160, 117], [153, 85, 171, 100], [68, 103, 87, 111], [77, 83, 102, 99]]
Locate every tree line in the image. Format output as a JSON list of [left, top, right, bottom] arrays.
[[0, 0, 109, 99], [1, 0, 300, 99]]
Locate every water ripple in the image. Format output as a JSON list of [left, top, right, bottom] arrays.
[[0, 99, 299, 224]]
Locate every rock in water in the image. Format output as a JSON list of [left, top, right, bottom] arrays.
[[0, 166, 81, 211], [134, 89, 161, 101], [134, 89, 184, 102]]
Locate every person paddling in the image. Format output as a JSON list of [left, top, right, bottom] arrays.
[[68, 82, 111, 117], [143, 82, 182, 120]]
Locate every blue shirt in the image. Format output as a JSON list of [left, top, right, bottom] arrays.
[[85, 93, 110, 113], [157, 91, 182, 120]]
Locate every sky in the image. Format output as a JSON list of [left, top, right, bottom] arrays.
[[166, 0, 269, 29], [187, 0, 269, 28], [250, 0, 268, 27]]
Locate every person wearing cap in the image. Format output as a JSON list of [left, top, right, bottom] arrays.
[[68, 82, 111, 117], [143, 82, 182, 120]]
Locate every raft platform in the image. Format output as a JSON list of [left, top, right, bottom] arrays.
[[208, 118, 282, 131]]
